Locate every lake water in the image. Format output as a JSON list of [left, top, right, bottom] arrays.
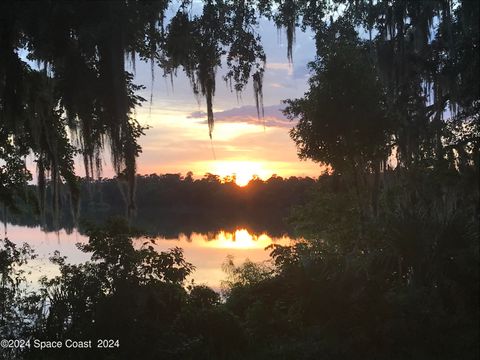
[[4, 224, 295, 290]]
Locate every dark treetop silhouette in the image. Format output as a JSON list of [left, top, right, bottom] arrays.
[[0, 1, 478, 359]]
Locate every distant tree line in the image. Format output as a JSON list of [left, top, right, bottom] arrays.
[[1, 173, 317, 237]]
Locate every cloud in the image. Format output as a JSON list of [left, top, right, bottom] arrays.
[[187, 104, 294, 128], [266, 62, 293, 76]]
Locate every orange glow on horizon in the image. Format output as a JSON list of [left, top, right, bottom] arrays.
[[211, 161, 272, 186]]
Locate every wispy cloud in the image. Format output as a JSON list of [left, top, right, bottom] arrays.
[[187, 104, 294, 128], [266, 62, 293, 76]]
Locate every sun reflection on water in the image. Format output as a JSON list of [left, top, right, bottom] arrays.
[[183, 229, 290, 249], [6, 225, 296, 290]]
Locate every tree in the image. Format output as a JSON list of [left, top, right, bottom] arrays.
[[282, 0, 479, 172], [0, 237, 39, 360], [31, 218, 195, 359], [286, 21, 391, 223], [0, 0, 272, 217]]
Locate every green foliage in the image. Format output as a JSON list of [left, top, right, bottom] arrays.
[[286, 21, 391, 174], [0, 1, 478, 359], [0, 237, 39, 360], [0, 0, 275, 216], [221, 255, 273, 292], [232, 1, 479, 355], [24, 218, 198, 359], [163, 0, 266, 137], [259, 166, 478, 359]]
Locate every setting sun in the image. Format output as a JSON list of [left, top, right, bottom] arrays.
[[211, 161, 272, 186]]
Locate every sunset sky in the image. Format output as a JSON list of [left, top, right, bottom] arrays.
[[121, 17, 322, 182], [19, 16, 324, 186]]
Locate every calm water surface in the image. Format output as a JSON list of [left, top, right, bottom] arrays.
[[5, 224, 295, 290]]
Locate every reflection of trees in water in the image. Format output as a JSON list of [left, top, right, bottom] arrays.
[[132, 210, 292, 238], [1, 173, 316, 238]]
